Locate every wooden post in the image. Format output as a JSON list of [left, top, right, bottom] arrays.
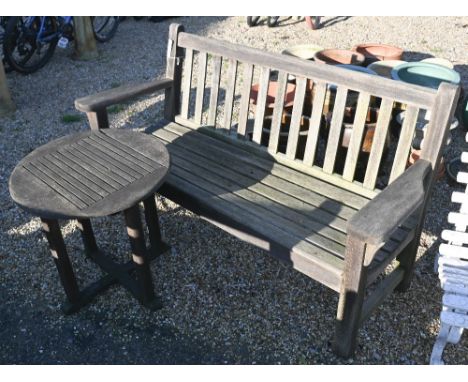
[[73, 16, 98, 60], [0, 60, 15, 116]]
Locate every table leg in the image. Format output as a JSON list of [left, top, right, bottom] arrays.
[[143, 195, 162, 258], [124, 204, 156, 306], [41, 218, 80, 304], [76, 218, 98, 255]]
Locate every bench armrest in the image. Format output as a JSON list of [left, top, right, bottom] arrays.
[[75, 78, 173, 112], [348, 159, 432, 246]]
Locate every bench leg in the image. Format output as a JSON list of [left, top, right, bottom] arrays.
[[76, 218, 98, 256], [41, 218, 80, 304], [86, 109, 109, 130], [395, 235, 420, 292], [334, 238, 367, 358], [124, 204, 158, 308]]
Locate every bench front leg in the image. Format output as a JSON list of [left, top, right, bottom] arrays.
[[334, 236, 367, 358], [86, 108, 109, 130]]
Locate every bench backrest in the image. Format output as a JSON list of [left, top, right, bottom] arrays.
[[165, 24, 460, 198]]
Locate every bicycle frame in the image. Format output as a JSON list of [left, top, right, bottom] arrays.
[[23, 16, 72, 44]]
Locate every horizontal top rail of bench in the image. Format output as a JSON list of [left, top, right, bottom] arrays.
[[177, 32, 437, 109]]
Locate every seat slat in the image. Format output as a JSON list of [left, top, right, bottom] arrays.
[[389, 105, 419, 184], [223, 59, 238, 131], [153, 126, 357, 222], [303, 81, 327, 166], [268, 71, 288, 153], [363, 98, 394, 189], [207, 55, 222, 127], [323, 86, 348, 174], [153, 124, 411, 250], [167, 144, 349, 242], [252, 67, 271, 144], [237, 63, 254, 137], [342, 92, 371, 181], [158, 122, 370, 210], [286, 77, 307, 159], [194, 51, 207, 124], [163, 172, 344, 291], [180, 48, 194, 120], [170, 155, 347, 256]]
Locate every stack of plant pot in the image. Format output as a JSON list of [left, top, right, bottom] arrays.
[[248, 41, 462, 182]]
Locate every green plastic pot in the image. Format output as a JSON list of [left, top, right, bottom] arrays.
[[391, 62, 460, 89]]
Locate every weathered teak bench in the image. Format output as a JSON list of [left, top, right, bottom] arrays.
[[75, 24, 460, 357]]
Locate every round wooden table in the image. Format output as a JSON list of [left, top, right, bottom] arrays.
[[9, 129, 170, 313]]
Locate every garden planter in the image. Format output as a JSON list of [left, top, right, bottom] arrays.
[[336, 65, 378, 107], [324, 106, 387, 180], [340, 107, 383, 153], [391, 62, 461, 89], [352, 43, 403, 65], [420, 57, 454, 69], [250, 81, 296, 116], [260, 113, 311, 158], [314, 49, 365, 66], [408, 148, 445, 180], [281, 44, 323, 60], [367, 60, 407, 79], [459, 95, 468, 130]]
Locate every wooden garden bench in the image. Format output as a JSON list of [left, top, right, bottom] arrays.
[[74, 23, 460, 357]]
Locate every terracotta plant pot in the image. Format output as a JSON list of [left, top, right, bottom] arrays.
[[250, 81, 296, 116], [313, 49, 365, 66], [341, 107, 382, 153], [408, 149, 445, 180], [352, 43, 403, 65]]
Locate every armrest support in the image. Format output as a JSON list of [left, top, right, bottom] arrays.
[[74, 78, 173, 112], [348, 159, 432, 246]]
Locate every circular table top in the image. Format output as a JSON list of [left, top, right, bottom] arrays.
[[9, 129, 170, 219]]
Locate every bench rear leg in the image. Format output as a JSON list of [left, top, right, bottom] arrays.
[[395, 234, 420, 292], [334, 238, 367, 358]]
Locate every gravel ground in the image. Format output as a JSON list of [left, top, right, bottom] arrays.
[[1, 16, 468, 365]]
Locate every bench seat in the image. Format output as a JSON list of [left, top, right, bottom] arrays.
[[152, 122, 416, 292]]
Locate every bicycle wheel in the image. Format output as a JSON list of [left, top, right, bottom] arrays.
[[267, 17, 280, 27], [91, 16, 119, 43], [246, 17, 260, 27], [3, 16, 58, 74]]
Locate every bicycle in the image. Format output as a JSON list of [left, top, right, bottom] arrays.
[[3, 16, 119, 74]]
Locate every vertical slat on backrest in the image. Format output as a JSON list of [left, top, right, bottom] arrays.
[[237, 63, 254, 137], [342, 92, 371, 181], [286, 77, 307, 159], [363, 98, 394, 189], [223, 59, 238, 131], [252, 67, 271, 144], [389, 105, 419, 184], [303, 82, 327, 166], [194, 51, 207, 124], [267, 71, 288, 152], [207, 55, 222, 127], [323, 86, 348, 174], [180, 48, 194, 119]]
